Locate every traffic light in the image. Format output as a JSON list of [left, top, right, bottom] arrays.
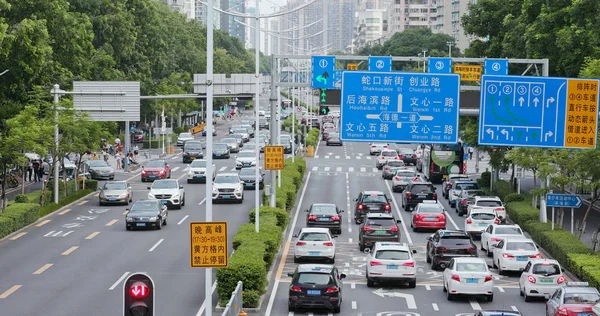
[[319, 105, 330, 116], [124, 273, 154, 316]]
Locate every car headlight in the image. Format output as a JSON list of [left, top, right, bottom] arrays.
[[251, 161, 256, 166], [213, 187, 218, 193], [172, 193, 180, 199], [188, 170, 193, 175], [234, 187, 242, 193], [126, 217, 135, 222], [119, 193, 128, 198], [149, 217, 158, 221]]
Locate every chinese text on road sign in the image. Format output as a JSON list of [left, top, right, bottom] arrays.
[[190, 222, 228, 268], [546, 194, 583, 208], [264, 145, 284, 170], [454, 64, 482, 81]]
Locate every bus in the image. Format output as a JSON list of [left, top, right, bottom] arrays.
[[419, 143, 465, 184]]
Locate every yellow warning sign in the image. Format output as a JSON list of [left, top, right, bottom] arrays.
[[190, 222, 228, 268], [565, 79, 599, 149], [347, 63, 358, 71], [453, 64, 482, 82], [264, 145, 285, 170]]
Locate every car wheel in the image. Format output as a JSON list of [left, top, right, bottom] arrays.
[[333, 305, 340, 314], [328, 257, 335, 264], [487, 293, 494, 302], [181, 196, 185, 206], [141, 178, 145, 182], [293, 256, 300, 263], [157, 220, 162, 230], [480, 243, 485, 251], [446, 287, 454, 301], [366, 278, 374, 288], [519, 285, 524, 297], [99, 201, 104, 206], [288, 302, 295, 312], [359, 243, 365, 252], [431, 257, 438, 270], [163, 218, 167, 226], [408, 280, 416, 288], [487, 245, 493, 257], [426, 250, 432, 263], [126, 226, 131, 231], [187, 179, 191, 184]]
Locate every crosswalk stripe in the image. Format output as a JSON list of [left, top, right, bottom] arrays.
[[324, 167, 330, 172], [356, 156, 361, 160], [219, 167, 227, 172], [312, 166, 318, 171], [336, 167, 342, 172], [360, 167, 366, 172], [171, 167, 180, 172], [314, 155, 319, 158], [366, 156, 372, 160], [372, 167, 379, 173], [171, 155, 179, 160], [346, 156, 351, 159], [231, 167, 237, 171], [348, 167, 354, 172], [325, 156, 330, 159], [335, 156, 340, 159]]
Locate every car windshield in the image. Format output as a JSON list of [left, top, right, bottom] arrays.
[[238, 152, 255, 158], [440, 236, 472, 245], [215, 175, 239, 183], [190, 160, 207, 168], [232, 129, 246, 134], [87, 160, 109, 167], [456, 182, 478, 190], [410, 184, 433, 193], [299, 232, 330, 241], [496, 227, 522, 235], [146, 161, 165, 168], [222, 138, 236, 144], [280, 136, 291, 141], [387, 161, 405, 167], [365, 218, 395, 226], [185, 144, 203, 151], [532, 263, 561, 275], [103, 182, 127, 190], [310, 205, 337, 215], [152, 181, 177, 189], [398, 148, 414, 154], [362, 194, 387, 203], [244, 144, 257, 150], [179, 133, 192, 138], [465, 190, 487, 197], [456, 262, 487, 272], [418, 204, 443, 213], [239, 168, 259, 176], [506, 241, 536, 251], [477, 200, 503, 207], [130, 201, 159, 212], [381, 151, 397, 157], [297, 273, 331, 285], [471, 213, 496, 220], [375, 250, 410, 260], [329, 133, 339, 138], [213, 144, 228, 150], [563, 293, 600, 304]]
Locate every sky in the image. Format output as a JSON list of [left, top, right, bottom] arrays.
[[256, 0, 288, 15]]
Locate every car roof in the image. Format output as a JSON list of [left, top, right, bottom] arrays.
[[475, 196, 502, 201], [420, 200, 439, 204], [297, 264, 334, 274], [451, 257, 487, 264], [527, 258, 560, 265], [449, 174, 471, 179], [563, 286, 599, 294], [455, 180, 477, 184], [362, 190, 385, 195], [216, 173, 239, 177], [299, 227, 331, 233], [410, 181, 433, 185], [381, 149, 397, 153], [374, 242, 410, 251], [105, 180, 127, 184], [365, 212, 394, 218]]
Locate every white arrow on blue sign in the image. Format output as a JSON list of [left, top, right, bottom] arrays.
[[546, 193, 583, 208]]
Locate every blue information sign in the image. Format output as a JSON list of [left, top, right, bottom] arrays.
[[428, 58, 452, 74], [333, 69, 343, 90], [484, 59, 509, 75], [311, 56, 335, 89], [479, 75, 600, 148], [546, 194, 582, 208], [368, 56, 392, 72], [340, 71, 460, 144]]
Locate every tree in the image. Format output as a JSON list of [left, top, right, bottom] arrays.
[[573, 149, 600, 239]]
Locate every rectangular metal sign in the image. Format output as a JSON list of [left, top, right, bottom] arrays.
[[428, 58, 452, 74], [333, 69, 343, 90], [311, 56, 335, 89], [368, 56, 392, 72], [453, 64, 482, 81], [546, 194, 583, 208], [479, 75, 599, 149], [484, 59, 509, 75], [264, 145, 285, 170], [347, 63, 358, 70], [73, 81, 140, 121], [340, 71, 460, 144], [190, 222, 228, 268]]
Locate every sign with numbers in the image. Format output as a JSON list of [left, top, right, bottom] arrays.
[[264, 146, 285, 170], [190, 222, 228, 268], [453, 64, 482, 82]]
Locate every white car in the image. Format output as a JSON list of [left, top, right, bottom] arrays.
[[443, 257, 494, 301], [235, 150, 258, 169], [464, 208, 500, 239], [212, 173, 244, 203], [469, 196, 506, 220], [519, 258, 565, 301], [293, 227, 336, 264], [147, 179, 185, 209], [480, 224, 524, 256], [449, 180, 478, 208], [376, 149, 399, 169], [492, 237, 540, 275], [231, 129, 250, 142], [186, 159, 215, 183], [365, 242, 417, 288], [176, 132, 195, 146], [369, 143, 389, 155]]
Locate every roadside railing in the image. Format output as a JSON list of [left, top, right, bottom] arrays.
[[221, 281, 244, 316]]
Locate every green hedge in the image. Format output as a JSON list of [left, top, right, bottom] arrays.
[[506, 200, 539, 225], [39, 189, 94, 218], [491, 180, 514, 200], [305, 128, 320, 148], [567, 254, 600, 289], [78, 179, 99, 191], [0, 203, 41, 239], [249, 206, 289, 228]]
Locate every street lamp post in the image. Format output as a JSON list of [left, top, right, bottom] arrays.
[[447, 41, 454, 58], [253, 0, 261, 231], [205, 0, 215, 315]]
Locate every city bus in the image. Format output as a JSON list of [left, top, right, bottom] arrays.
[[419, 143, 465, 184]]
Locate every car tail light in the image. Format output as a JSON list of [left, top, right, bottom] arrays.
[[495, 207, 505, 211], [399, 155, 405, 159], [394, 177, 400, 181], [390, 226, 399, 232], [327, 137, 332, 141], [384, 167, 390, 171], [494, 218, 501, 224], [290, 286, 302, 292], [414, 214, 422, 221], [405, 192, 412, 200], [530, 254, 541, 259], [491, 237, 502, 242], [371, 145, 377, 148], [451, 274, 460, 282], [331, 216, 340, 221], [296, 242, 306, 246], [370, 260, 383, 266], [528, 275, 536, 283], [484, 275, 493, 282], [557, 276, 565, 284], [430, 161, 435, 174], [433, 193, 437, 199], [380, 156, 385, 159], [323, 241, 334, 246], [325, 287, 339, 293], [403, 261, 415, 267], [385, 204, 391, 211], [502, 253, 514, 258], [436, 247, 447, 253], [383, 145, 388, 148], [461, 199, 467, 205], [412, 154, 417, 159], [467, 247, 477, 253], [363, 226, 373, 232], [557, 308, 568, 316], [308, 215, 317, 221], [466, 218, 472, 224], [447, 183, 453, 188], [358, 204, 364, 210], [141, 170, 147, 175]]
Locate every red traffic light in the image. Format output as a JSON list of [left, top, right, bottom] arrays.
[[129, 282, 150, 299]]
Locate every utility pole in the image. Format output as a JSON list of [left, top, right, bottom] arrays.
[[447, 41, 454, 58]]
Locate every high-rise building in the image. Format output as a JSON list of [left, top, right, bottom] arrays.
[[246, 7, 256, 50], [219, 0, 246, 44], [195, 0, 220, 29], [432, 0, 473, 51], [353, 9, 389, 51], [160, 0, 196, 20]]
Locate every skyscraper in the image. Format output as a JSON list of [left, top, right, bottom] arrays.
[[219, 0, 246, 44], [160, 0, 196, 20], [195, 0, 220, 29]]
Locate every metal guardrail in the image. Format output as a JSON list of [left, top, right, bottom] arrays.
[[221, 281, 243, 316]]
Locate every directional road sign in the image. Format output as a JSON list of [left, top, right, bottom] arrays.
[[333, 69, 343, 90], [340, 71, 460, 144], [190, 222, 228, 268], [479, 75, 600, 149], [546, 194, 583, 208], [369, 56, 392, 72], [311, 56, 335, 89], [428, 58, 452, 74], [484, 59, 509, 75]]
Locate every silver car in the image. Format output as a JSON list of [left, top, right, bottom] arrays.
[[177, 132, 195, 146], [381, 160, 406, 179], [221, 137, 240, 153], [391, 169, 419, 192], [99, 181, 132, 205], [369, 143, 390, 155], [86, 160, 115, 180], [232, 129, 250, 142], [375, 149, 399, 169]]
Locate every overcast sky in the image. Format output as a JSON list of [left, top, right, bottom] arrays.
[[256, 0, 288, 14]]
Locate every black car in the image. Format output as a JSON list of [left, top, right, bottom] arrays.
[[125, 200, 168, 230], [287, 264, 346, 313], [305, 203, 344, 235], [238, 167, 264, 190], [426, 230, 478, 270], [402, 182, 437, 212], [182, 141, 204, 163], [212, 143, 230, 159], [358, 213, 402, 251], [353, 190, 392, 224]]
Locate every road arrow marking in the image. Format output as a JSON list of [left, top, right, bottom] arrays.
[[372, 289, 417, 309], [518, 97, 524, 107], [501, 129, 509, 140], [545, 131, 553, 142], [533, 97, 539, 107]]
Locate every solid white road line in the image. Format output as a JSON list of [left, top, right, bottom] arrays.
[[195, 281, 217, 316], [351, 301, 357, 309], [149, 239, 164, 252], [432, 303, 439, 311], [384, 180, 413, 244], [445, 210, 460, 230], [109, 272, 130, 290], [469, 298, 482, 310], [198, 198, 206, 205], [177, 215, 189, 225]]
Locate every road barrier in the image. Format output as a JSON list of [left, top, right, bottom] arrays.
[[221, 281, 244, 316], [190, 123, 206, 135]]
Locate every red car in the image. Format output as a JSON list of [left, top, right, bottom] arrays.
[[546, 282, 600, 316], [411, 201, 446, 232], [141, 160, 172, 182], [132, 131, 145, 143]]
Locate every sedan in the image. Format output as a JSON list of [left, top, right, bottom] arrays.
[[293, 228, 336, 264], [546, 282, 600, 316], [221, 137, 240, 153], [397, 147, 417, 165], [375, 150, 399, 169], [99, 181, 132, 205], [480, 224, 524, 256], [492, 237, 540, 275], [443, 257, 494, 302], [235, 150, 258, 169], [86, 160, 115, 180], [141, 160, 171, 182], [326, 132, 342, 146], [456, 189, 487, 216], [369, 143, 389, 155], [391, 169, 419, 192], [238, 167, 264, 190], [176, 132, 195, 146], [381, 160, 406, 180], [125, 200, 168, 230], [464, 209, 500, 239], [201, 128, 217, 136], [212, 143, 230, 159], [305, 203, 344, 235], [186, 159, 215, 183], [411, 201, 446, 232]]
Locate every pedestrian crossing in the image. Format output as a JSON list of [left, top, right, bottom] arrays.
[[315, 155, 374, 160], [311, 166, 380, 173]]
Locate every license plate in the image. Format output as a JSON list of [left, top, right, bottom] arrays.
[[308, 252, 320, 256], [195, 175, 204, 178], [418, 195, 426, 199], [216, 154, 221, 157], [517, 256, 528, 261], [307, 290, 320, 295], [136, 223, 145, 227], [374, 231, 387, 235], [109, 198, 117, 201], [245, 183, 252, 186], [540, 278, 554, 283], [103, 174, 109, 177], [425, 217, 436, 221], [578, 313, 593, 316], [368, 206, 379, 211], [244, 163, 250, 166], [223, 195, 231, 199], [190, 157, 195, 160], [466, 278, 478, 284], [319, 218, 330, 221], [387, 265, 398, 270], [161, 200, 168, 204], [479, 223, 489, 226]]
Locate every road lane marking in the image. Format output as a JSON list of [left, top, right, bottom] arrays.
[[312, 166, 318, 171], [178, 215, 189, 225], [219, 167, 227, 172], [35, 220, 51, 227], [199, 197, 206, 205], [366, 156, 372, 160], [511, 306, 518, 311], [344, 262, 350, 267], [346, 156, 350, 159], [469, 298, 482, 310], [384, 180, 413, 244], [105, 219, 119, 226], [351, 301, 357, 309], [9, 232, 26, 240], [123, 211, 128, 215], [335, 156, 340, 159], [348, 167, 354, 172], [360, 167, 366, 172], [348, 227, 352, 233], [314, 155, 319, 158], [109, 272, 130, 290], [336, 167, 342, 172], [33, 263, 53, 275], [58, 208, 72, 215], [149, 239, 164, 252], [351, 283, 356, 289], [425, 284, 431, 290], [445, 210, 460, 230], [0, 285, 22, 299], [195, 281, 217, 316], [497, 286, 505, 292], [61, 246, 79, 256], [348, 238, 353, 243], [432, 303, 439, 311], [324, 156, 329, 159], [94, 192, 100, 197], [77, 200, 88, 205], [324, 167, 330, 172], [85, 232, 100, 240], [372, 167, 378, 172], [171, 167, 180, 172]]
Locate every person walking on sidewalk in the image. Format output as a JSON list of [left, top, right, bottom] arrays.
[[133, 145, 139, 160], [27, 161, 33, 182], [33, 160, 40, 182], [468, 147, 474, 160], [116, 152, 122, 170], [38, 162, 45, 182]]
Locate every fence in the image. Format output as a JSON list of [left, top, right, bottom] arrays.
[[221, 281, 243, 316]]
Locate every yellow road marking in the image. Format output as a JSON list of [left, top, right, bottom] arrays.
[[0, 285, 22, 299], [94, 192, 100, 197], [9, 232, 26, 240], [105, 219, 119, 226], [275, 241, 292, 281], [85, 232, 100, 240], [122, 211, 128, 215], [33, 263, 53, 275], [35, 220, 51, 227], [61, 246, 79, 256], [77, 200, 88, 205], [58, 208, 71, 215]]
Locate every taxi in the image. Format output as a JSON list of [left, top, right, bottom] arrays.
[[546, 282, 599, 316]]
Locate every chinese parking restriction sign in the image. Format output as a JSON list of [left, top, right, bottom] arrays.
[[190, 222, 228, 268], [264, 145, 284, 170]]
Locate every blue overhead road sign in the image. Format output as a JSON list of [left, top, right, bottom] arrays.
[[484, 59, 509, 75], [428, 58, 452, 74], [333, 69, 343, 90], [368, 56, 392, 72], [340, 71, 460, 144], [546, 194, 582, 208], [479, 75, 599, 149], [311, 56, 335, 89]]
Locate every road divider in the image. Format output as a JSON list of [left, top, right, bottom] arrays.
[[85, 232, 100, 240]]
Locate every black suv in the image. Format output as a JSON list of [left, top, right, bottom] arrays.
[[426, 230, 478, 270], [358, 213, 402, 251], [353, 190, 392, 224], [287, 264, 346, 313], [402, 182, 437, 212]]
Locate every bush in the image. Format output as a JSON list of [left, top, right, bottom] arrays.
[[0, 203, 40, 239], [478, 171, 491, 188], [528, 222, 593, 266], [506, 200, 539, 225], [491, 180, 514, 200], [504, 193, 525, 203], [173, 126, 184, 134], [567, 253, 600, 289], [39, 189, 94, 218], [249, 206, 289, 227], [14, 194, 28, 203], [78, 179, 98, 191]]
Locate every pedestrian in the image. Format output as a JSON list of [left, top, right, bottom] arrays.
[[38, 162, 45, 182], [468, 147, 474, 160], [32, 160, 40, 182], [133, 145, 139, 160], [92, 152, 99, 160], [27, 161, 33, 182], [116, 152, 122, 169]]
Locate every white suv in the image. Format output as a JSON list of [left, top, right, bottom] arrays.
[[212, 173, 244, 203], [365, 242, 417, 288], [147, 179, 185, 209], [468, 196, 506, 220]]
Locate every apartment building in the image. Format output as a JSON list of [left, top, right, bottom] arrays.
[[194, 0, 220, 29], [160, 0, 196, 20]]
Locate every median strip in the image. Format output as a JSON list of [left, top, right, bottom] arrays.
[[33, 263, 53, 275], [61, 246, 79, 256], [0, 285, 22, 299]]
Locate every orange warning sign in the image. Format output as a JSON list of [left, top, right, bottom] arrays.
[[565, 80, 599, 149]]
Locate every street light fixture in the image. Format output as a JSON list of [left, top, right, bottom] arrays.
[[447, 41, 455, 58]]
